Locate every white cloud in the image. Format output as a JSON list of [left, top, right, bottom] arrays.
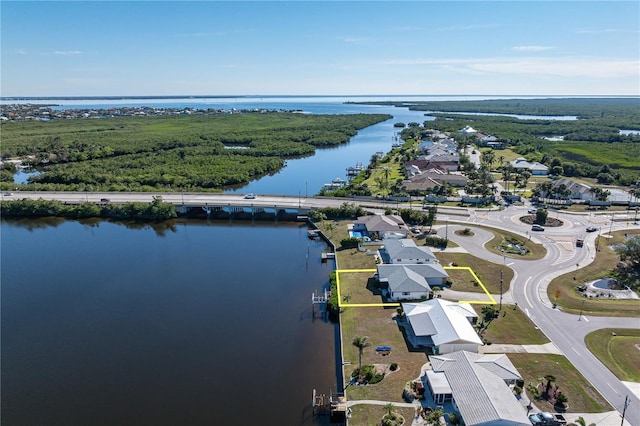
[[433, 23, 501, 32], [382, 56, 640, 79], [512, 45, 555, 52], [17, 48, 28, 55], [577, 28, 640, 34], [335, 35, 374, 43], [52, 50, 83, 56]]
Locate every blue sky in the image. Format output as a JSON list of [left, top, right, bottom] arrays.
[[2, 1, 639, 96]]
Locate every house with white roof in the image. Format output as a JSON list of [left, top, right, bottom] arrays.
[[379, 238, 438, 264], [401, 299, 482, 354], [510, 157, 549, 176], [424, 351, 530, 425], [377, 264, 448, 301], [459, 125, 478, 134], [351, 214, 410, 239]]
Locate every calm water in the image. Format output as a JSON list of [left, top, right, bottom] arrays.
[[7, 95, 564, 193], [1, 219, 338, 425], [0, 95, 570, 425]]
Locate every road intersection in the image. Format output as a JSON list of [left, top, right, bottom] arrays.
[[3, 191, 639, 424]]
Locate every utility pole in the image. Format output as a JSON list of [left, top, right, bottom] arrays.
[[499, 256, 505, 311], [621, 395, 629, 426]]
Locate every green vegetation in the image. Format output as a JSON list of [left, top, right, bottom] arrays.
[[435, 252, 514, 294], [0, 197, 177, 220], [509, 353, 612, 413], [475, 305, 549, 345], [585, 328, 640, 382], [548, 230, 640, 317], [0, 112, 390, 191], [354, 98, 640, 186]]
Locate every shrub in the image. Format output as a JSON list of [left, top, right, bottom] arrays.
[[390, 363, 398, 371]]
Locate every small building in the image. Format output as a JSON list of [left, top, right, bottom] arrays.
[[377, 264, 448, 301], [510, 158, 549, 176], [402, 299, 482, 354], [379, 238, 438, 264], [352, 214, 410, 239], [425, 351, 530, 425]]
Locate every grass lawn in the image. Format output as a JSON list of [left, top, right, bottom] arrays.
[[348, 404, 416, 426], [319, 213, 614, 424], [548, 230, 640, 317], [341, 305, 428, 403], [339, 272, 382, 305], [584, 328, 640, 382], [474, 305, 549, 345], [508, 353, 613, 413], [435, 252, 513, 294]]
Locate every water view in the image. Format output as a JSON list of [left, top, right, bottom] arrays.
[[1, 218, 338, 425]]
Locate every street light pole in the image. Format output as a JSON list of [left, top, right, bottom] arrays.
[[578, 299, 585, 321]]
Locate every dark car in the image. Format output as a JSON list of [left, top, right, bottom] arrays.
[[100, 198, 110, 203], [586, 226, 597, 232], [531, 225, 544, 231]]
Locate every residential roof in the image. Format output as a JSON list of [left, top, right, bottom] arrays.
[[353, 214, 408, 233], [460, 125, 478, 134], [378, 264, 448, 293], [403, 299, 481, 347], [510, 157, 549, 172], [429, 351, 529, 426], [426, 370, 452, 395], [381, 238, 437, 262]]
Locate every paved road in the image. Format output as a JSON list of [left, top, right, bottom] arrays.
[[4, 191, 639, 424], [441, 205, 640, 426]]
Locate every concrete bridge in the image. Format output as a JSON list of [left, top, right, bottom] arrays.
[[0, 190, 424, 217]]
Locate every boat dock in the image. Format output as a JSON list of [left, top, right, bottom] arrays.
[[312, 389, 347, 420]]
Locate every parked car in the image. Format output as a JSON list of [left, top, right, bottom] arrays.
[[586, 226, 597, 232], [4, 192, 13, 196], [243, 193, 256, 199], [528, 413, 543, 425], [531, 225, 545, 231]]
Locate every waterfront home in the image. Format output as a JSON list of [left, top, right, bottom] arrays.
[[424, 351, 529, 425], [376, 264, 448, 301], [379, 238, 438, 264], [351, 214, 409, 240], [401, 299, 482, 354]]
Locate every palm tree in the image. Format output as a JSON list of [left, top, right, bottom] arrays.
[[544, 374, 556, 397], [352, 335, 371, 371], [383, 402, 395, 417]]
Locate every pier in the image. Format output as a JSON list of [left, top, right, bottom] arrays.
[[312, 389, 347, 420]]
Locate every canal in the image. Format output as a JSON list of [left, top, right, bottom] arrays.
[[1, 218, 338, 425]]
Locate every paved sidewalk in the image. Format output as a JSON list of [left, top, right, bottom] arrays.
[[479, 342, 563, 355]]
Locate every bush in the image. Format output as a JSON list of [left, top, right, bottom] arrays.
[[390, 363, 398, 371], [340, 237, 361, 249]]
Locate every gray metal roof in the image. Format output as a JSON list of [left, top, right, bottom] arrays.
[[429, 351, 530, 426], [381, 239, 437, 263], [403, 299, 482, 346]]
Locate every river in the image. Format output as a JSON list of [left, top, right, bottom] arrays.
[[1, 218, 340, 425], [0, 95, 564, 425]]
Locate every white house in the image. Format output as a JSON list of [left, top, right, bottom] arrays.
[[402, 299, 482, 354], [510, 157, 549, 176], [377, 264, 448, 301], [352, 215, 409, 239], [425, 351, 530, 425], [379, 238, 438, 264]]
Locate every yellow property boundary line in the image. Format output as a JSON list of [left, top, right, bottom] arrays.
[[336, 266, 496, 308]]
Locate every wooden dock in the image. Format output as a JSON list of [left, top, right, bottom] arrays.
[[312, 389, 347, 419]]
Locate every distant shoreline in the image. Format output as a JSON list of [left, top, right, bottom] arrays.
[[3, 94, 638, 102]]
